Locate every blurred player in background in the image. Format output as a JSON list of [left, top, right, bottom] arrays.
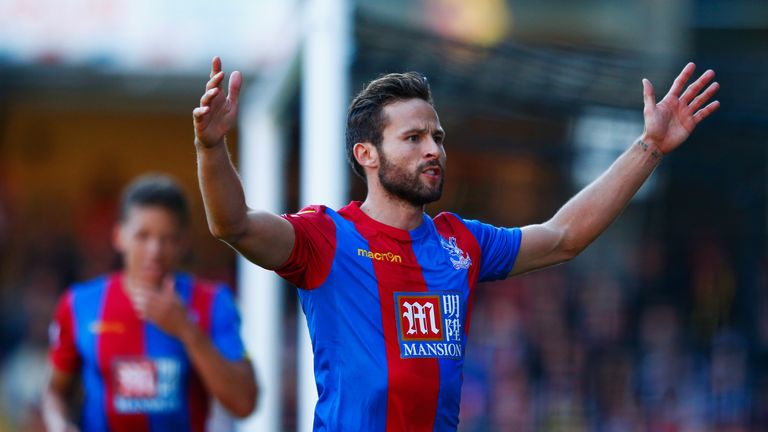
[[192, 57, 718, 430], [42, 174, 257, 432]]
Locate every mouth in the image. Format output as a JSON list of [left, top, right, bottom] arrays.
[[142, 264, 166, 277], [421, 165, 442, 179]]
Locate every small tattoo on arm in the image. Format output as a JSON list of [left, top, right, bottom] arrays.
[[637, 139, 662, 160]]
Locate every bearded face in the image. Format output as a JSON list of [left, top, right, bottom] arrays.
[[378, 147, 444, 206]]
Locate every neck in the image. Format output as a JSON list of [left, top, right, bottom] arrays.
[[360, 184, 424, 231], [121, 272, 165, 293]]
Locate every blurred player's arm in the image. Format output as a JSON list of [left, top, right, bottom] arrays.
[[179, 329, 258, 417], [192, 56, 294, 269], [510, 63, 720, 276], [130, 279, 258, 417], [42, 369, 79, 432]]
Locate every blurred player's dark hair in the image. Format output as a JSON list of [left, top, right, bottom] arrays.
[[346, 72, 433, 179], [119, 174, 189, 227]]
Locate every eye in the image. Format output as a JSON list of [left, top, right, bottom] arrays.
[[407, 135, 419, 143], [434, 134, 444, 145]]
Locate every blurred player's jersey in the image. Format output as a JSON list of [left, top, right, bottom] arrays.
[[278, 201, 521, 431], [49, 272, 246, 432]]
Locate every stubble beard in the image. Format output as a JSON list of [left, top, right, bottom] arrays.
[[378, 151, 444, 207]]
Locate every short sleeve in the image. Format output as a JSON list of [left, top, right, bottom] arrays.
[[210, 287, 247, 362], [275, 205, 337, 289], [49, 291, 81, 374], [461, 218, 522, 282]]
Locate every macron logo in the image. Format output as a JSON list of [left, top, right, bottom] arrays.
[[357, 248, 403, 263]]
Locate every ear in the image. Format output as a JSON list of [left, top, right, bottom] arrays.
[[353, 142, 379, 172], [113, 224, 126, 253]]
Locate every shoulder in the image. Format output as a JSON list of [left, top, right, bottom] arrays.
[[69, 274, 112, 293], [283, 204, 338, 233], [433, 212, 475, 239], [63, 273, 113, 305], [284, 205, 333, 221], [433, 211, 464, 227]]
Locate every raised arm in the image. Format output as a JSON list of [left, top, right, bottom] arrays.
[[510, 62, 720, 276], [192, 57, 294, 269]]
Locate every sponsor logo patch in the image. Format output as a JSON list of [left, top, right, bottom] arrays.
[[111, 357, 181, 413], [394, 292, 463, 359], [357, 248, 403, 263]]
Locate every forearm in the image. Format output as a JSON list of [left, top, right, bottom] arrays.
[[195, 138, 250, 242], [179, 323, 257, 417], [549, 134, 662, 255], [42, 385, 76, 432]]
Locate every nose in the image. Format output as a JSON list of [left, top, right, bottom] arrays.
[[146, 237, 162, 257], [423, 135, 443, 160]]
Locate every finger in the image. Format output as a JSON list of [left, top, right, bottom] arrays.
[[210, 56, 222, 79], [162, 275, 175, 296], [666, 62, 696, 99], [693, 100, 720, 124], [680, 69, 715, 105], [193, 106, 211, 119], [206, 71, 225, 91], [200, 87, 220, 107], [642, 78, 656, 112], [688, 81, 719, 113], [228, 71, 243, 106]]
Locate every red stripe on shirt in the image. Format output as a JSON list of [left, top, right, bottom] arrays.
[[357, 226, 440, 432], [187, 280, 216, 432], [50, 290, 81, 373], [434, 213, 481, 335], [98, 273, 150, 432]]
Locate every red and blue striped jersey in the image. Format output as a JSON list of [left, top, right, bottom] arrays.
[[277, 201, 521, 431], [49, 272, 246, 432]]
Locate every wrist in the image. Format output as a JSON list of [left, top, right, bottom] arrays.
[[636, 134, 664, 161], [194, 136, 227, 151], [178, 319, 202, 346]]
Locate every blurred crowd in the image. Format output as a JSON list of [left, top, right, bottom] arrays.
[[0, 180, 117, 431], [460, 242, 768, 431]]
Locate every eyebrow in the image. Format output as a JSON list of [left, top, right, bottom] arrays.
[[400, 127, 446, 138]]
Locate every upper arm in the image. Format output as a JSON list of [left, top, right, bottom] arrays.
[[226, 210, 295, 270], [49, 291, 81, 374], [47, 367, 77, 395], [509, 222, 572, 276]]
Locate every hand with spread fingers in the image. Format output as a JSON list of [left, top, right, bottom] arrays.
[[193, 56, 242, 148], [641, 62, 720, 155]]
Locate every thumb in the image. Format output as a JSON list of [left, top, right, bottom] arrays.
[[162, 274, 176, 297], [642, 78, 656, 113]]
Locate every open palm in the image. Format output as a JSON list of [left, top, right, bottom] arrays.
[[642, 63, 720, 154], [193, 57, 242, 148]]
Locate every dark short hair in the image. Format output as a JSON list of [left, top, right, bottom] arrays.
[[346, 72, 433, 178], [119, 174, 189, 227]]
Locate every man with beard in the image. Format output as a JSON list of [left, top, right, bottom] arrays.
[[192, 57, 718, 431]]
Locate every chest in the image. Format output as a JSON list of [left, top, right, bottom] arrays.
[[74, 293, 190, 375]]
